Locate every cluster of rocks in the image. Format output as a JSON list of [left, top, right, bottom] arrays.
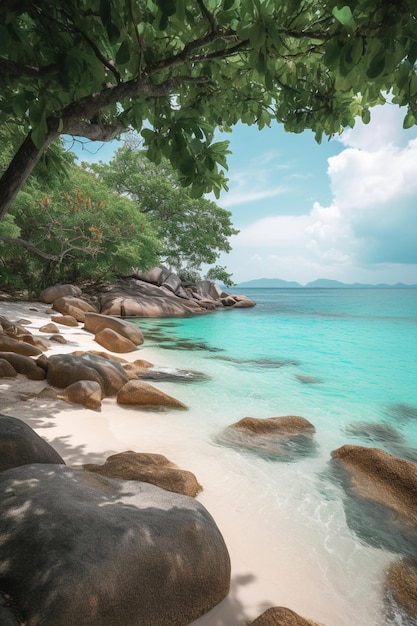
[[0, 415, 230, 626], [217, 415, 417, 623], [0, 308, 189, 411], [40, 267, 255, 318]]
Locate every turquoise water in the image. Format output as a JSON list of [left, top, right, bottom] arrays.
[[130, 288, 417, 626]]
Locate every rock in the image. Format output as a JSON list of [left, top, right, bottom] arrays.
[[0, 358, 17, 378], [385, 557, 417, 623], [39, 322, 60, 333], [0, 334, 42, 357], [96, 280, 206, 317], [49, 334, 67, 344], [84, 451, 202, 497], [117, 380, 187, 409], [0, 353, 46, 380], [331, 445, 417, 526], [51, 314, 79, 326], [40, 283, 82, 303], [344, 421, 404, 444], [0, 414, 65, 472], [230, 294, 256, 308], [46, 353, 129, 395], [295, 374, 323, 385], [331, 445, 417, 552], [249, 606, 322, 626], [220, 295, 237, 306], [84, 312, 144, 345], [161, 272, 182, 294], [131, 266, 165, 285], [217, 415, 317, 460], [0, 593, 21, 626], [194, 280, 223, 301], [58, 380, 103, 410], [53, 296, 97, 322], [0, 316, 30, 339], [71, 349, 128, 364], [136, 366, 210, 383], [94, 327, 138, 353], [0, 464, 231, 626]]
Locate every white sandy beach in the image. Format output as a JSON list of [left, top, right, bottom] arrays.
[[0, 300, 392, 626]]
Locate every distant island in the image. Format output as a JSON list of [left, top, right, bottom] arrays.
[[235, 278, 417, 289]]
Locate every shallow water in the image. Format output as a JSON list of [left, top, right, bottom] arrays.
[[129, 288, 417, 626]]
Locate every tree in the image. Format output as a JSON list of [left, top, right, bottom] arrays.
[[89, 145, 238, 275], [1, 0, 416, 220], [0, 156, 160, 290]]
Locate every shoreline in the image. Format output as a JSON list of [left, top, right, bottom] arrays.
[[0, 300, 393, 626]]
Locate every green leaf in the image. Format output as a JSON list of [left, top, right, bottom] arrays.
[[332, 6, 356, 33], [31, 120, 47, 149], [403, 109, 416, 129], [367, 52, 385, 79], [116, 41, 131, 65], [324, 39, 343, 69], [12, 93, 27, 117]]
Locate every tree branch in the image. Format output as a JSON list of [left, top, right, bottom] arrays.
[[0, 237, 61, 261]]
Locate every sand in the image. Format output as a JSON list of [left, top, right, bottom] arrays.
[[0, 300, 388, 626]]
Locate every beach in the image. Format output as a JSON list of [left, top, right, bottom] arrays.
[[1, 296, 413, 626]]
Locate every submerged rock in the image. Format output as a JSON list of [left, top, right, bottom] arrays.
[[344, 421, 405, 444], [331, 445, 417, 553], [0, 464, 230, 626], [385, 557, 417, 624], [217, 415, 317, 461]]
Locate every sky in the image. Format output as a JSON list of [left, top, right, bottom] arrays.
[[67, 103, 417, 286]]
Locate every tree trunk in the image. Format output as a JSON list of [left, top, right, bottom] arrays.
[[0, 131, 58, 222]]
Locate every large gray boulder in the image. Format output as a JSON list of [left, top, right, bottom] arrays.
[[0, 464, 231, 626], [0, 414, 65, 472]]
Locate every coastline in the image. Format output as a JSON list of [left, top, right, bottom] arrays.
[[0, 299, 393, 626]]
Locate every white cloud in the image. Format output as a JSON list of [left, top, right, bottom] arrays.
[[340, 104, 414, 150], [227, 106, 417, 283], [221, 185, 287, 208]]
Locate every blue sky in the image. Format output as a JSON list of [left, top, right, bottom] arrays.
[[67, 104, 417, 286]]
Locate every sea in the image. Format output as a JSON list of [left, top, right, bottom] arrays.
[[130, 288, 417, 626]]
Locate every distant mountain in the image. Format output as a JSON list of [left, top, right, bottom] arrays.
[[236, 277, 417, 289], [305, 279, 417, 288], [236, 278, 302, 288]]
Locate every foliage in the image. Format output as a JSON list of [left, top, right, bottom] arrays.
[[0, 161, 160, 291], [89, 145, 239, 274], [205, 265, 235, 288], [1, 0, 416, 219]]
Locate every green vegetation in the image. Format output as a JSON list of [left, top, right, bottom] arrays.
[[89, 145, 238, 280], [0, 137, 236, 291], [0, 140, 161, 291], [1, 0, 416, 221]]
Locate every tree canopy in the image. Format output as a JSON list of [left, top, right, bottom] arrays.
[[1, 0, 416, 220], [0, 142, 160, 290], [89, 145, 238, 275]]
